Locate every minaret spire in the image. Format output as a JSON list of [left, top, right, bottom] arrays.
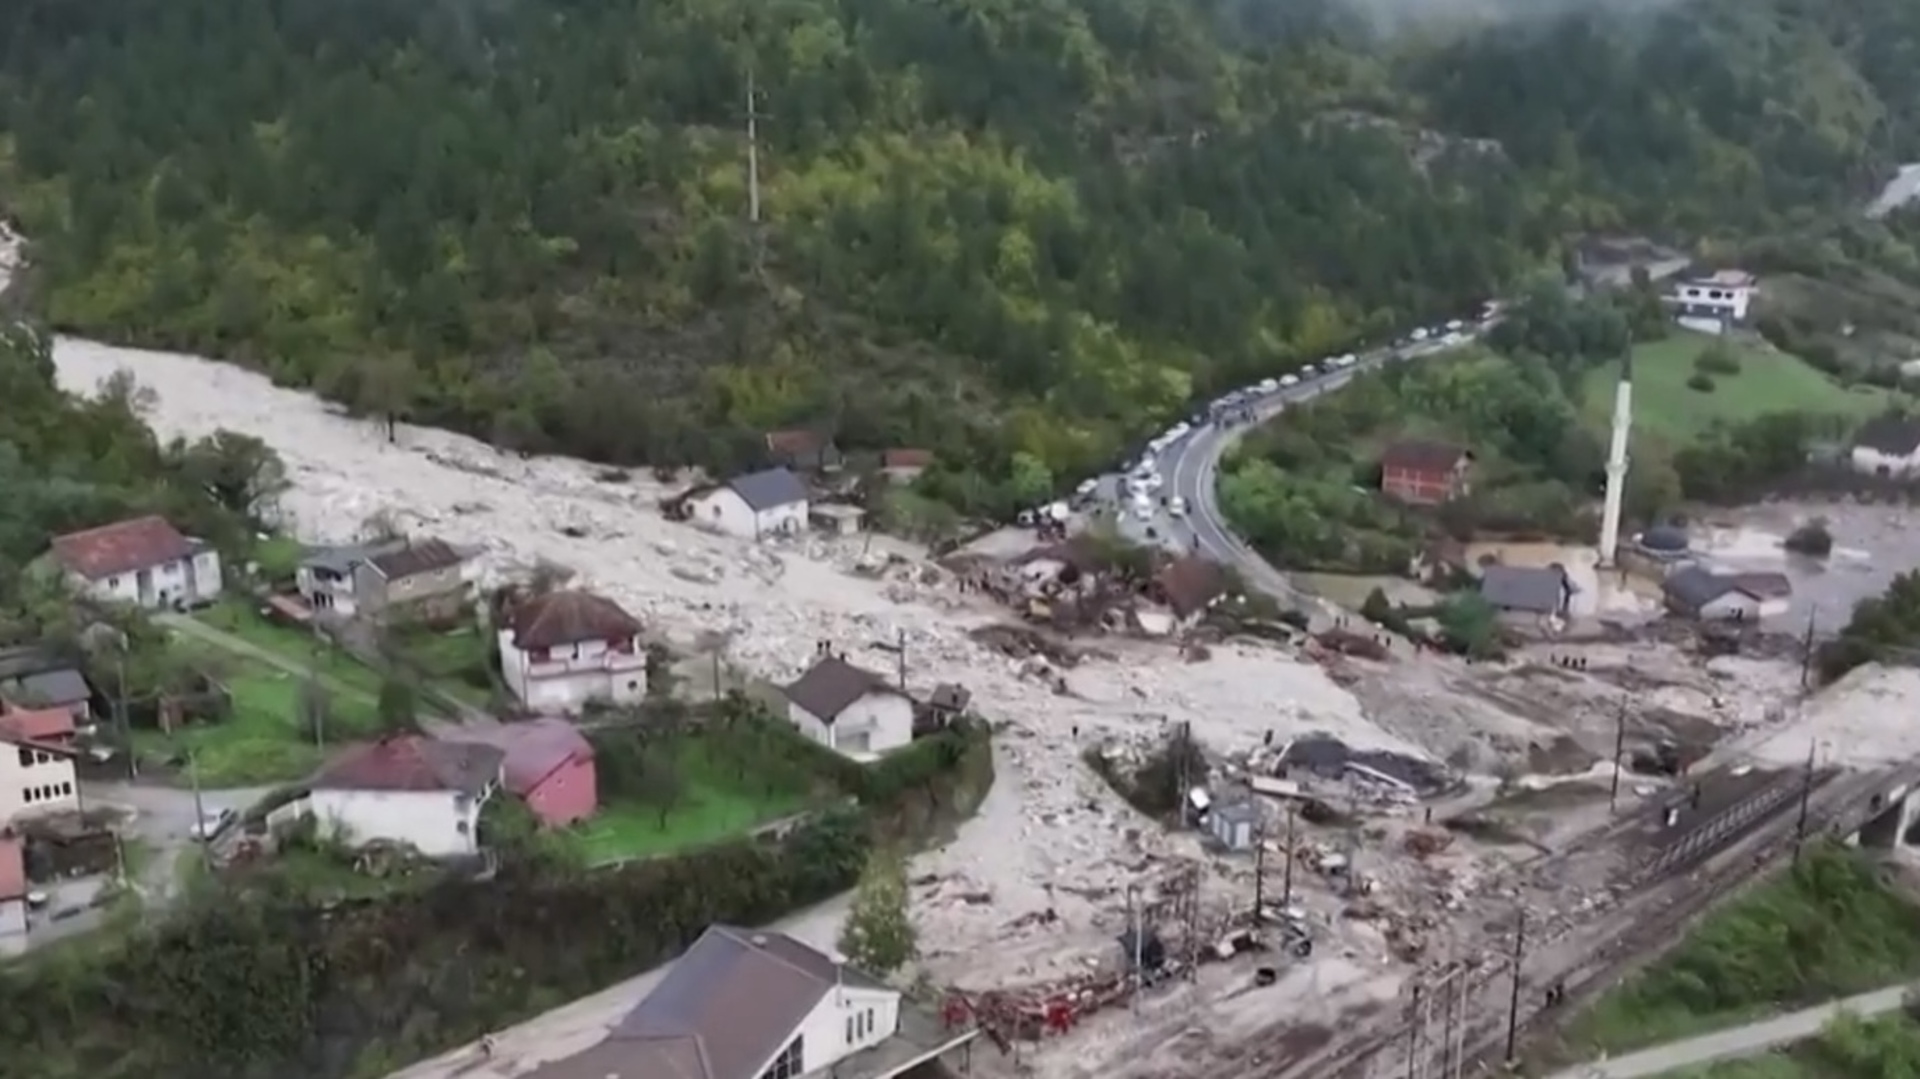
[[1597, 347, 1634, 568]]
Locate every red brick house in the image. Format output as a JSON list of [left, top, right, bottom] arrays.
[[1380, 441, 1473, 505]]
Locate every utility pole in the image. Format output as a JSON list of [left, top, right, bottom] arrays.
[[1799, 607, 1817, 692], [1794, 738, 1817, 864], [187, 746, 212, 872], [1504, 909, 1527, 1063], [710, 647, 722, 701], [114, 646, 136, 780], [1280, 801, 1297, 906], [1405, 982, 1422, 1079], [1252, 820, 1266, 920], [745, 66, 761, 225], [1126, 883, 1143, 1014], [1608, 700, 1627, 812], [895, 628, 907, 693]]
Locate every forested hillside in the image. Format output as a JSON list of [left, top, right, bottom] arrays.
[[1, 0, 1916, 512]]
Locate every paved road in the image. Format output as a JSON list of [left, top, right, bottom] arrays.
[[1547, 981, 1916, 1078], [1160, 334, 1473, 606]]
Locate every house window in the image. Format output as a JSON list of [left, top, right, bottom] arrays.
[[107, 576, 120, 589], [865, 1007, 875, 1037], [16, 747, 29, 768], [529, 647, 551, 663], [846, 1016, 855, 1044], [759, 1035, 803, 1079]]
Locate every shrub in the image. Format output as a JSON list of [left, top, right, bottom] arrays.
[[1785, 519, 1834, 556], [1686, 372, 1716, 393], [1694, 343, 1742, 376]]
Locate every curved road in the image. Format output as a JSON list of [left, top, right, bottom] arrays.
[[1157, 333, 1475, 606]]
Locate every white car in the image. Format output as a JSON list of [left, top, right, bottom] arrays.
[[1446, 319, 1465, 332], [1332, 353, 1356, 368], [1168, 422, 1190, 439], [1168, 496, 1188, 518], [1257, 378, 1279, 393], [1279, 374, 1300, 387], [1411, 328, 1430, 342], [1139, 471, 1164, 491], [1130, 500, 1154, 521], [1301, 364, 1318, 376], [1075, 478, 1098, 498], [191, 808, 236, 841]]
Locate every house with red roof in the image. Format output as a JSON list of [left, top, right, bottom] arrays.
[[48, 514, 222, 610], [443, 718, 597, 827], [268, 735, 504, 857], [0, 830, 26, 956], [497, 590, 647, 713]]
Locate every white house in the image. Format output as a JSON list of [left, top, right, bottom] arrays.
[[780, 651, 915, 760], [0, 832, 25, 957], [1668, 270, 1755, 334], [1662, 567, 1793, 622], [685, 467, 810, 540], [497, 589, 647, 712], [0, 731, 77, 822], [49, 515, 222, 610], [1850, 416, 1920, 477], [584, 924, 959, 1079], [268, 735, 503, 858]]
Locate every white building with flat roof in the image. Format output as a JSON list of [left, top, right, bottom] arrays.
[[1669, 270, 1755, 333]]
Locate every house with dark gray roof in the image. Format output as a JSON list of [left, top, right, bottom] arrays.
[[781, 646, 914, 760], [295, 535, 473, 622], [0, 646, 91, 725], [685, 467, 812, 541], [1661, 567, 1792, 622], [523, 924, 975, 1079], [1850, 415, 1920, 478], [1477, 564, 1573, 627]]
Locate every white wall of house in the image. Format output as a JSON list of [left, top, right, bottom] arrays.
[[0, 743, 77, 821], [1671, 282, 1752, 322], [497, 632, 647, 712], [0, 898, 24, 956], [1695, 592, 1791, 622], [295, 566, 360, 617], [687, 488, 809, 540], [787, 691, 915, 760], [272, 786, 486, 857], [76, 551, 223, 610], [1852, 445, 1920, 477], [758, 984, 900, 1078]]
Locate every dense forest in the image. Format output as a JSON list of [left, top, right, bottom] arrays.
[[2, 0, 1919, 512]]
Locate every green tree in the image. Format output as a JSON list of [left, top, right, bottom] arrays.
[[838, 848, 917, 977]]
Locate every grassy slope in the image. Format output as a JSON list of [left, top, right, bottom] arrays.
[[1579, 333, 1894, 442], [1538, 847, 1920, 1066]]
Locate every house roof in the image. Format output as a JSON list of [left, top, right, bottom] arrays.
[[1663, 568, 1793, 610], [782, 655, 899, 723], [1478, 565, 1569, 613], [1693, 269, 1755, 288], [595, 925, 888, 1079], [727, 467, 809, 511], [508, 590, 644, 650], [0, 706, 75, 742], [1213, 801, 1261, 825], [882, 448, 933, 469], [312, 736, 503, 795], [443, 718, 591, 795], [1381, 440, 1469, 475], [366, 538, 467, 579], [0, 833, 23, 902], [2, 668, 90, 708], [0, 646, 62, 682], [929, 683, 971, 712], [1154, 555, 1228, 619], [1853, 415, 1920, 458], [50, 515, 197, 580]]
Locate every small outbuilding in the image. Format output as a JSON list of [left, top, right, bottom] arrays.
[[1209, 801, 1262, 851]]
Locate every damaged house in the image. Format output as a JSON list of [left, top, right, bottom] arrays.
[[1140, 555, 1229, 635]]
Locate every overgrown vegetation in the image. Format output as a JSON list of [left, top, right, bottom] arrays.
[[1549, 845, 1920, 1061], [1676, 1010, 1920, 1078], [1820, 571, 1920, 684], [5, 0, 1920, 517], [0, 707, 993, 1079]]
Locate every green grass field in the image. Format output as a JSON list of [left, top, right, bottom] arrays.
[[1580, 332, 1895, 442], [135, 656, 382, 785], [570, 738, 811, 865]]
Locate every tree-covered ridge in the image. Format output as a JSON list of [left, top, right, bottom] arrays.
[[0, 0, 1915, 510]]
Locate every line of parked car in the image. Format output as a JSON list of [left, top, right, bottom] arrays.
[[1031, 306, 1500, 530]]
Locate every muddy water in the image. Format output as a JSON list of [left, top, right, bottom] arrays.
[[1690, 500, 1914, 632]]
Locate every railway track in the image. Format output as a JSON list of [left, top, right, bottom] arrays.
[[1262, 766, 1848, 1079]]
